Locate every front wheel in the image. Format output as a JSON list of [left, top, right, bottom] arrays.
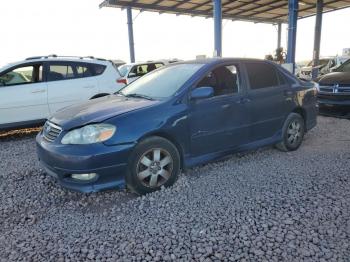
[[276, 113, 305, 152], [126, 136, 181, 195]]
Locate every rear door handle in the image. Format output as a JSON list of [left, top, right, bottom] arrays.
[[236, 97, 251, 104], [83, 85, 95, 89], [222, 104, 231, 109]]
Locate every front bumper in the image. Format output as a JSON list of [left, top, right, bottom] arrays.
[[36, 132, 135, 193], [317, 93, 350, 107]]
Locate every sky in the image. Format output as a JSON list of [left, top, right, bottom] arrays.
[[0, 0, 349, 66]]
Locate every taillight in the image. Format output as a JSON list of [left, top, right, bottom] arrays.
[[117, 78, 127, 85]]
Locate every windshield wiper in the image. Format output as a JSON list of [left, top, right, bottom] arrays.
[[114, 91, 125, 96], [125, 93, 155, 100]]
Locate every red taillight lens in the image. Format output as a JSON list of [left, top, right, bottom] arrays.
[[117, 78, 127, 85]]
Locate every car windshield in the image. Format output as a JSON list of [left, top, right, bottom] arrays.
[[118, 64, 132, 77], [335, 59, 350, 72], [118, 63, 203, 100], [339, 57, 350, 64]]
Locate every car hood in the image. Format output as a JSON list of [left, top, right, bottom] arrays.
[[49, 95, 159, 130], [318, 72, 350, 85]]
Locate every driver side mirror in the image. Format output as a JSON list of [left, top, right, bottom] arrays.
[[128, 72, 136, 78], [190, 86, 214, 100]]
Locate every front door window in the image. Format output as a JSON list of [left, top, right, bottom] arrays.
[[0, 65, 42, 86]]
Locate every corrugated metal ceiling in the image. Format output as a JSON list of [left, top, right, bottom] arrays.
[[100, 0, 350, 23]]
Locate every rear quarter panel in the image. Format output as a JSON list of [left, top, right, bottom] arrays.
[[97, 64, 124, 93], [294, 81, 318, 131]]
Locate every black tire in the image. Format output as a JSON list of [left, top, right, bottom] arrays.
[[275, 113, 305, 152], [126, 136, 181, 195]]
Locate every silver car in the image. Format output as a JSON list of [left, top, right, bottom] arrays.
[[117, 61, 165, 85]]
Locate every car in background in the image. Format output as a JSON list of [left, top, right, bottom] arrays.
[[295, 60, 310, 78], [0, 55, 124, 130], [117, 61, 166, 85], [159, 58, 182, 64], [316, 58, 350, 110], [299, 56, 350, 80], [36, 58, 318, 195]]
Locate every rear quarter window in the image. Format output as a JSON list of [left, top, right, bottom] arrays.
[[75, 63, 93, 78], [91, 64, 106, 76], [277, 70, 287, 85]]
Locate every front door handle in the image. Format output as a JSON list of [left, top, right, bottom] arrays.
[[31, 89, 46, 94], [83, 85, 95, 89], [284, 90, 294, 96]]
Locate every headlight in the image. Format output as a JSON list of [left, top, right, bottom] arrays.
[[61, 124, 116, 145]]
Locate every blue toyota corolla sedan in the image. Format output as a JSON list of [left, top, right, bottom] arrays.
[[36, 58, 318, 195]]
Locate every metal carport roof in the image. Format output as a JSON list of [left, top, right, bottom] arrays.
[[100, 0, 349, 77], [100, 0, 350, 24]]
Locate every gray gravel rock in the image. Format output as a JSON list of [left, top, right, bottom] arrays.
[[0, 116, 350, 261]]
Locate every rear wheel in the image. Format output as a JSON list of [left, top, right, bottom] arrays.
[[276, 113, 305, 152], [126, 136, 180, 195]]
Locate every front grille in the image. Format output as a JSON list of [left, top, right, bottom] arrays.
[[319, 86, 333, 93], [43, 121, 62, 142], [319, 85, 350, 94]]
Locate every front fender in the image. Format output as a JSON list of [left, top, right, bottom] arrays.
[[103, 102, 190, 153]]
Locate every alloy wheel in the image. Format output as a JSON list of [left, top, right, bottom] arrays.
[[287, 120, 302, 146], [136, 148, 173, 188]]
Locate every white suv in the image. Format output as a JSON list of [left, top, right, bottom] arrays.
[[0, 55, 125, 130]]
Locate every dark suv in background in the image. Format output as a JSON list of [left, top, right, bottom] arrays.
[[317, 59, 350, 115]]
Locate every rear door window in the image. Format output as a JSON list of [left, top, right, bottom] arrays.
[[47, 62, 106, 81], [245, 62, 279, 90], [47, 64, 75, 81]]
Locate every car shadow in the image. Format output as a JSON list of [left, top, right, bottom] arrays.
[[319, 106, 350, 119], [0, 127, 41, 141]]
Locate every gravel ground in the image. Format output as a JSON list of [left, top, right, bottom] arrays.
[[0, 116, 349, 261]]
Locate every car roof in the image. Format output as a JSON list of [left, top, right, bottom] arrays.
[[121, 61, 167, 67], [177, 57, 272, 66], [1, 57, 111, 71]]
